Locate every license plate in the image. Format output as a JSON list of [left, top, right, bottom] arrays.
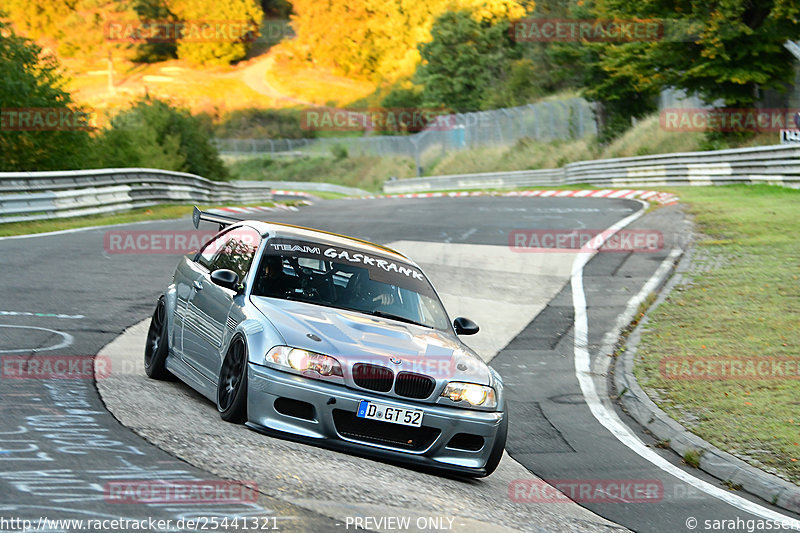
[[356, 400, 423, 427]]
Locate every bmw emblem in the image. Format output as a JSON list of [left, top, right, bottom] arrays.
[[389, 357, 401, 365]]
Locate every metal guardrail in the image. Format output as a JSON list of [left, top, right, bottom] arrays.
[[4, 143, 796, 223], [383, 144, 800, 193], [0, 168, 273, 224]]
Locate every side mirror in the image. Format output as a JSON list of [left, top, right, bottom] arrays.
[[453, 317, 479, 335], [210, 269, 240, 291]]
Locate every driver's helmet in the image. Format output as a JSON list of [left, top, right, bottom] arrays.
[[354, 275, 390, 300], [263, 255, 284, 279]]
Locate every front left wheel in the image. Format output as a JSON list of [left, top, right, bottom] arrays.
[[217, 336, 248, 423], [144, 296, 173, 380]]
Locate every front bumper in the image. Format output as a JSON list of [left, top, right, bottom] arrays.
[[246, 363, 504, 475]]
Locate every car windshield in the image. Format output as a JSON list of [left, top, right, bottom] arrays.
[[251, 239, 450, 330]]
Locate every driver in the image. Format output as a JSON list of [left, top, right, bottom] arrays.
[[369, 284, 395, 306], [341, 271, 396, 308], [255, 255, 300, 297]]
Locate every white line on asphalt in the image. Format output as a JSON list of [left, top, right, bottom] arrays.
[[0, 325, 74, 353], [460, 228, 478, 240], [570, 205, 800, 526], [0, 311, 84, 319]]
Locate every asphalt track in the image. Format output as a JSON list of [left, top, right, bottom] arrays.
[[1, 196, 798, 532]]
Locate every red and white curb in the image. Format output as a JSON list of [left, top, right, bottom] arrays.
[[272, 190, 315, 198], [206, 204, 307, 216], [505, 189, 678, 204], [210, 189, 679, 212], [357, 189, 679, 205]]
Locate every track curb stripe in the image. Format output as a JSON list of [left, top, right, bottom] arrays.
[[346, 189, 679, 205]]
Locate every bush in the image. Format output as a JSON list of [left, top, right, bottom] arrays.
[[330, 144, 348, 160], [93, 97, 229, 180], [214, 108, 314, 139]]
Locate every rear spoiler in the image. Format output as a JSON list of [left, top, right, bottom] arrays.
[[192, 206, 243, 230]]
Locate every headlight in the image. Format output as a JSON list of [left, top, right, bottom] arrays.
[[266, 346, 343, 378], [441, 382, 497, 409]]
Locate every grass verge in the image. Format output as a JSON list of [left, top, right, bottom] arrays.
[[633, 184, 800, 483], [227, 155, 417, 192], [0, 202, 274, 238]]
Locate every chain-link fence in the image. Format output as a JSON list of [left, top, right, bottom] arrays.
[[214, 98, 597, 175]]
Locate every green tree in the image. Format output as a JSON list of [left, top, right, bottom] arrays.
[[380, 85, 424, 109], [0, 18, 93, 171], [94, 97, 229, 180], [595, 0, 800, 110], [480, 58, 548, 109], [523, 2, 659, 141], [416, 10, 517, 112], [581, 42, 660, 142]]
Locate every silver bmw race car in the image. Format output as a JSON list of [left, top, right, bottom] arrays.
[[144, 207, 507, 476]]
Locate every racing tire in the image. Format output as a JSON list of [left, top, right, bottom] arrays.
[[144, 296, 173, 380], [217, 335, 248, 423], [483, 413, 508, 477]]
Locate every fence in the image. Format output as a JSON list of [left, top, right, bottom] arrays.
[[213, 98, 597, 175], [0, 168, 272, 224], [382, 144, 800, 193]]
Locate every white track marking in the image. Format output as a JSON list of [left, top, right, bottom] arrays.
[[0, 311, 84, 320], [0, 325, 74, 353], [571, 205, 800, 526]]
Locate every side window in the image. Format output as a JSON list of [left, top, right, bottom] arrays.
[[197, 231, 233, 269], [199, 227, 262, 280]]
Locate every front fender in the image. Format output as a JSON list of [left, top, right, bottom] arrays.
[[235, 317, 284, 368], [163, 284, 178, 351], [488, 366, 506, 413]]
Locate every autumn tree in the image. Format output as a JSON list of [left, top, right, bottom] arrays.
[[287, 0, 532, 83], [171, 0, 264, 66], [2, 1, 139, 60]]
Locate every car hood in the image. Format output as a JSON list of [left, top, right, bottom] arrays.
[[250, 296, 490, 384]]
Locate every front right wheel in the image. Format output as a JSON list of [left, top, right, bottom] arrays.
[[217, 336, 248, 423], [144, 296, 172, 380]]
